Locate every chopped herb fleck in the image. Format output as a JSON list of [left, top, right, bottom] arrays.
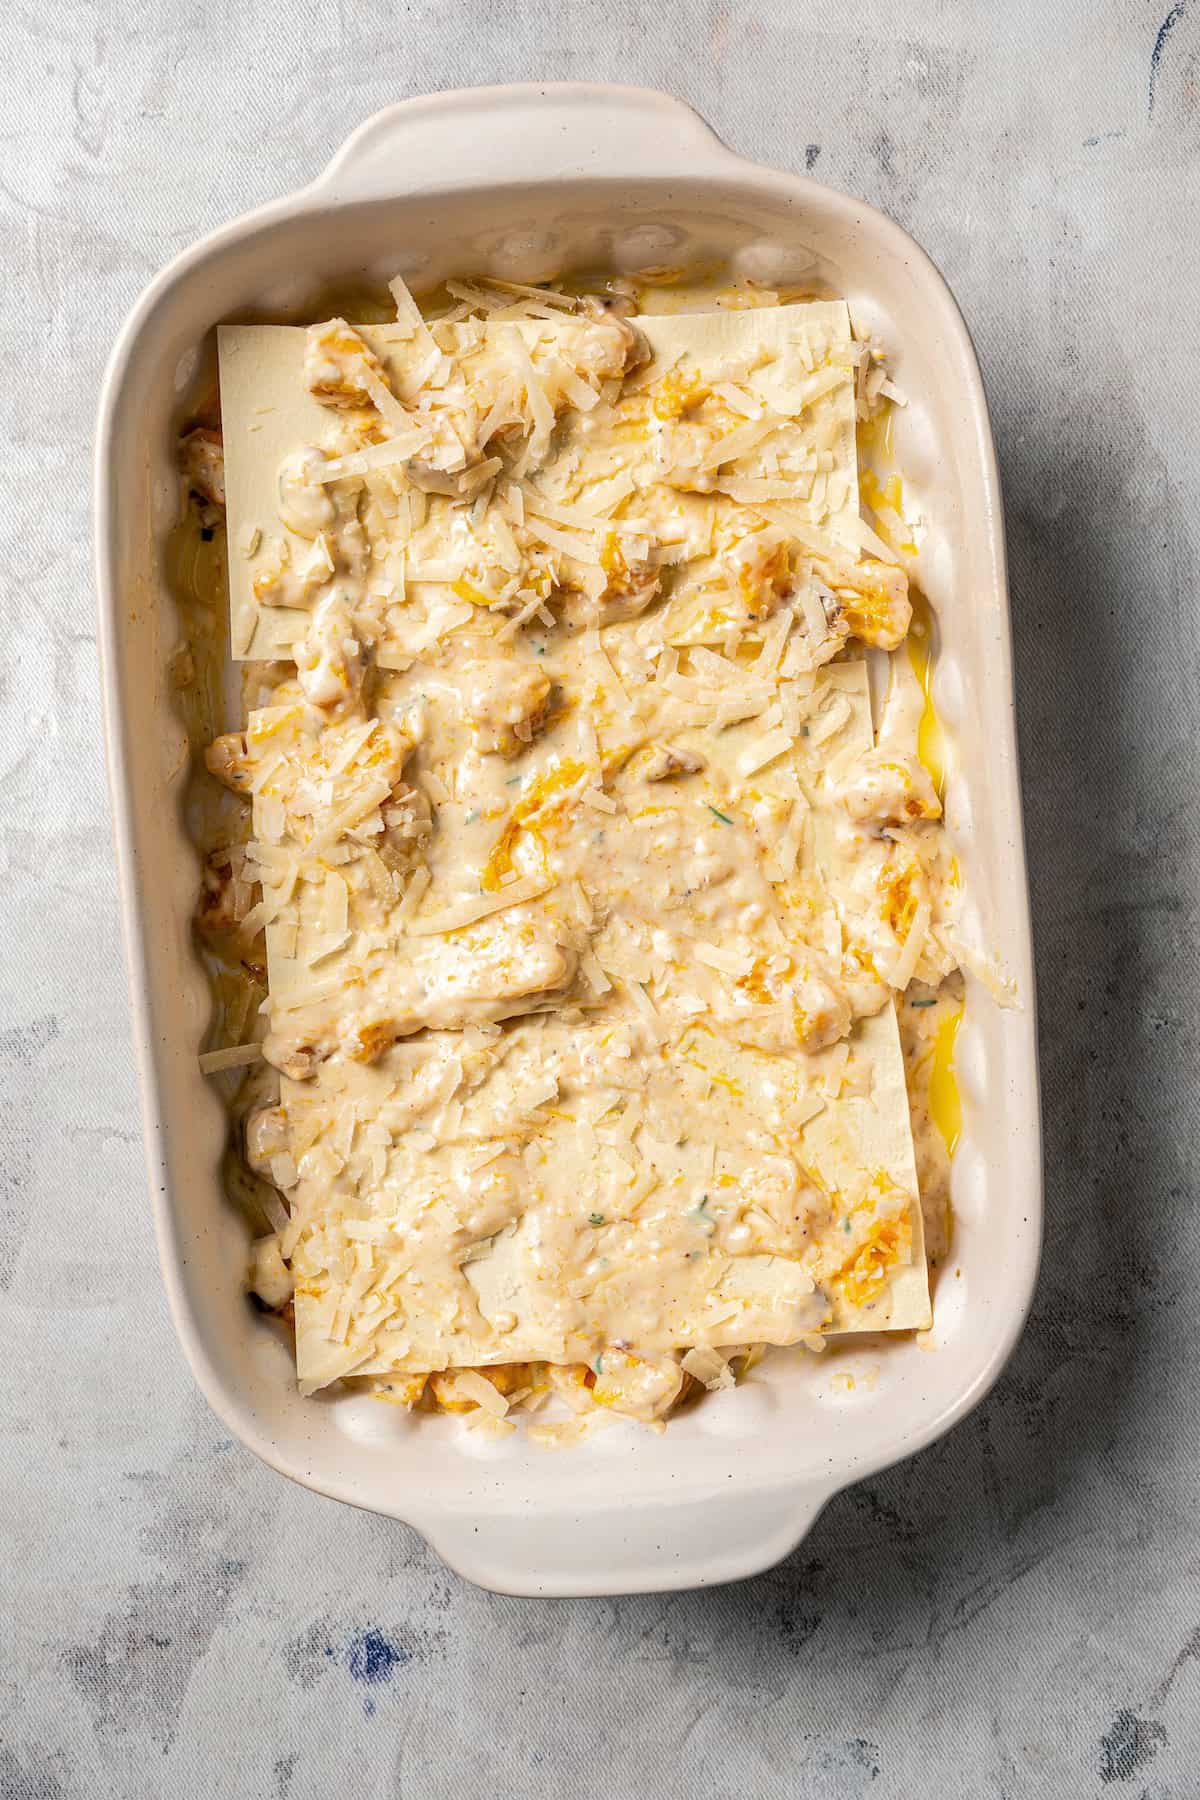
[[707, 805, 734, 825], [594, 1355, 604, 1374], [588, 1212, 604, 1226], [910, 996, 937, 1008], [843, 1219, 852, 1232], [695, 1194, 710, 1216], [464, 809, 479, 825], [504, 774, 523, 787]]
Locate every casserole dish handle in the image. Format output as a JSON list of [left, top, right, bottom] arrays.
[[422, 1481, 832, 1597], [317, 83, 741, 200]]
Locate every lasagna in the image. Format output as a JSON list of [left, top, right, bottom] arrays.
[[182, 271, 964, 1434]]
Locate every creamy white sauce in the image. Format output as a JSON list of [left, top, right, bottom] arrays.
[[200, 287, 963, 1420]]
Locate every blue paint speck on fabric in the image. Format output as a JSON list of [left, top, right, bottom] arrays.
[[346, 1630, 409, 1687], [1149, 1, 1188, 113]]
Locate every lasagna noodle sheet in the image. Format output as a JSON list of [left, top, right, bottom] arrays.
[[219, 301, 860, 657], [217, 301, 930, 1389], [284, 659, 929, 1391]]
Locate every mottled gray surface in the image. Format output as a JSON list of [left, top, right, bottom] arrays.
[[2, 2, 1198, 1795]]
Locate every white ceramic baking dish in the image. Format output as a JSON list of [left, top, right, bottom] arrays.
[[96, 83, 1041, 1597]]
